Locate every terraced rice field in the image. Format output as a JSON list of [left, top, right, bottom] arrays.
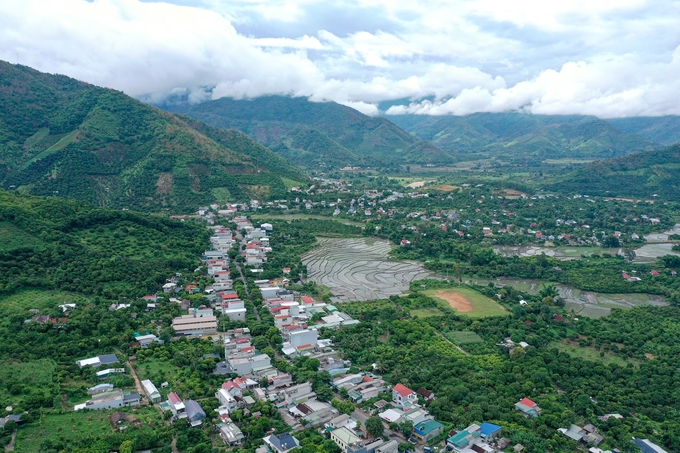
[[302, 237, 436, 302]]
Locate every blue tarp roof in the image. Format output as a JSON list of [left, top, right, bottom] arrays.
[[480, 422, 502, 436]]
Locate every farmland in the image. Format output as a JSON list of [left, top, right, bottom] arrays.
[[302, 237, 437, 302], [426, 287, 508, 318]]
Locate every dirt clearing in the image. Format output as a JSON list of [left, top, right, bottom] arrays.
[[435, 290, 473, 312]]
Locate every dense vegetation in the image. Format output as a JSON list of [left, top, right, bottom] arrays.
[[331, 286, 680, 453], [550, 143, 680, 201], [0, 190, 208, 297], [385, 112, 659, 164], [172, 95, 448, 167], [0, 61, 305, 212]]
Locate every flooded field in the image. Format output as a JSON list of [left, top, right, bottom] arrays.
[[471, 277, 668, 318], [302, 237, 437, 303]]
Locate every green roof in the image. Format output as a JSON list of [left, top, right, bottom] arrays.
[[415, 419, 444, 436], [447, 430, 479, 448]]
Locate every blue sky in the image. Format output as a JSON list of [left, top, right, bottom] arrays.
[[1, 0, 679, 116]]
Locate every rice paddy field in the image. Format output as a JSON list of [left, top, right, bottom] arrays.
[[426, 287, 509, 318], [302, 237, 437, 302]]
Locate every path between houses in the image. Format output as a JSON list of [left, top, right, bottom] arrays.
[[3, 429, 16, 452], [236, 234, 262, 322]]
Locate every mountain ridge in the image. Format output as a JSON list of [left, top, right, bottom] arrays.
[[0, 61, 304, 211]]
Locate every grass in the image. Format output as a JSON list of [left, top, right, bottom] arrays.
[[23, 128, 50, 148], [549, 341, 639, 367], [447, 331, 484, 344], [0, 221, 45, 251], [281, 177, 303, 189], [543, 158, 596, 165], [15, 410, 112, 453], [19, 130, 78, 170], [0, 359, 56, 387], [410, 307, 445, 318], [135, 357, 180, 384], [426, 287, 509, 318], [250, 213, 365, 227], [0, 289, 88, 317]]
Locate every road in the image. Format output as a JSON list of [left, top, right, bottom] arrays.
[[235, 232, 262, 322]]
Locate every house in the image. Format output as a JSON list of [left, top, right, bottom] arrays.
[[378, 408, 404, 424], [480, 422, 502, 439], [168, 392, 187, 419], [327, 414, 353, 430], [263, 434, 300, 453], [633, 438, 669, 453], [416, 387, 435, 401], [219, 421, 245, 445], [0, 414, 22, 429], [76, 354, 120, 368], [229, 354, 271, 376], [172, 313, 218, 336], [74, 390, 140, 411], [392, 383, 417, 408], [185, 400, 206, 427], [402, 408, 432, 426], [216, 388, 239, 412], [88, 383, 114, 395], [289, 329, 319, 348], [331, 427, 362, 452], [135, 333, 162, 348], [412, 420, 444, 443], [515, 398, 541, 417], [141, 380, 161, 403], [447, 424, 481, 451], [96, 368, 125, 379]]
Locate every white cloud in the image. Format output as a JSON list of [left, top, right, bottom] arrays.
[[0, 0, 679, 117]]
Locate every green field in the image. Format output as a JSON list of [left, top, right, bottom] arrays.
[[427, 287, 509, 318], [410, 307, 445, 318], [0, 221, 45, 251], [0, 359, 56, 388], [549, 341, 639, 367], [446, 330, 484, 344], [15, 411, 112, 453], [0, 289, 88, 317], [250, 213, 365, 227]]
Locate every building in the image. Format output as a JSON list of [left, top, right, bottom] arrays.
[[633, 438, 669, 453], [76, 354, 120, 368], [392, 383, 417, 409], [168, 392, 187, 419], [141, 380, 161, 403], [263, 434, 300, 453], [219, 422, 245, 445], [480, 422, 502, 439], [216, 388, 239, 412], [515, 398, 541, 417], [87, 383, 114, 395], [96, 368, 126, 379], [185, 400, 206, 427], [229, 354, 271, 376], [331, 427, 362, 452], [172, 313, 218, 336], [447, 424, 482, 452], [74, 390, 140, 411], [403, 408, 432, 426], [289, 329, 319, 348], [412, 420, 444, 443], [135, 334, 162, 348]]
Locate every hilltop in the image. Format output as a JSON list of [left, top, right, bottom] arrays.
[[170, 96, 451, 167], [548, 143, 680, 200], [0, 61, 305, 212], [385, 112, 660, 162]]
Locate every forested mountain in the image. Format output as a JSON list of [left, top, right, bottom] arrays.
[[548, 143, 680, 200], [607, 116, 680, 146], [171, 96, 451, 167], [0, 189, 208, 298], [0, 61, 305, 212], [386, 112, 659, 161]]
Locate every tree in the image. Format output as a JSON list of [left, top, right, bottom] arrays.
[[366, 416, 384, 438], [119, 440, 134, 453], [400, 421, 413, 438]]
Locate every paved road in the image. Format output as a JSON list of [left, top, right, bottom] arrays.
[[235, 232, 262, 322]]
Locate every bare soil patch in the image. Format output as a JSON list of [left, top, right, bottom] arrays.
[[156, 172, 173, 194], [435, 290, 473, 312], [431, 184, 458, 192]]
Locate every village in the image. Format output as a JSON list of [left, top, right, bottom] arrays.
[[53, 199, 643, 453]]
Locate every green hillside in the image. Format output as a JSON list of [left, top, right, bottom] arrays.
[[0, 189, 208, 298], [607, 116, 680, 146], [386, 112, 659, 162], [548, 143, 680, 200], [0, 61, 305, 211], [176, 96, 450, 167]]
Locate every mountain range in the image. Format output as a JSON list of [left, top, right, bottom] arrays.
[[0, 61, 304, 212], [385, 112, 661, 162], [549, 143, 680, 201], [168, 96, 448, 167]]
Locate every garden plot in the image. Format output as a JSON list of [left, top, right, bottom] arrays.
[[302, 237, 436, 302]]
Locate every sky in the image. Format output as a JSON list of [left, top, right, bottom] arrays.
[[1, 0, 679, 117]]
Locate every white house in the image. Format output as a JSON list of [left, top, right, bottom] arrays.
[[392, 383, 417, 409], [216, 388, 239, 412], [168, 392, 187, 419], [289, 329, 319, 348], [74, 390, 140, 411], [141, 380, 161, 403]]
